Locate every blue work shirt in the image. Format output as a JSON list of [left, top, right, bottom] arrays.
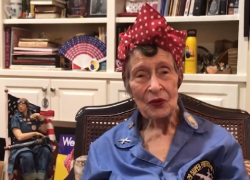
[[82, 100, 248, 180]]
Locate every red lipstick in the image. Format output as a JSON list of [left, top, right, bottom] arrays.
[[148, 98, 166, 107]]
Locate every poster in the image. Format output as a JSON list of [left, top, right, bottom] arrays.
[[54, 134, 75, 180]]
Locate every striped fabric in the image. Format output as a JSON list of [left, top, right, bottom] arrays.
[[64, 148, 74, 173], [39, 112, 56, 179], [42, 111, 56, 150]]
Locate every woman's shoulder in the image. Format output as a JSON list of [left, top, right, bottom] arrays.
[[11, 111, 23, 120], [193, 114, 237, 144]]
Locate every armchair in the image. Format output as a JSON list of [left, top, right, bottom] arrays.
[[66, 93, 250, 179]]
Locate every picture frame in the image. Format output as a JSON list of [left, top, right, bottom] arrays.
[[87, 0, 107, 17], [66, 0, 88, 18]]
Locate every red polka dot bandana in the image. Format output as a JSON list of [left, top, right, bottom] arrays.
[[118, 3, 187, 87]]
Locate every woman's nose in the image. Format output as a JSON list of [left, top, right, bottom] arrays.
[[149, 75, 162, 92]]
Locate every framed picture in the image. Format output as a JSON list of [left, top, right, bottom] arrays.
[[66, 0, 88, 18], [88, 0, 107, 17]]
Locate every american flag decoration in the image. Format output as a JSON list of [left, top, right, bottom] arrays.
[[8, 94, 19, 135], [58, 35, 106, 69]]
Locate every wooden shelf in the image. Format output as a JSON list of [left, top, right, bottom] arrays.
[[3, 18, 107, 24], [3, 15, 238, 25], [183, 73, 246, 82], [0, 69, 246, 82], [116, 15, 239, 23]]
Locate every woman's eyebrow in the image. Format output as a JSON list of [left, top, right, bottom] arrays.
[[131, 63, 147, 71]]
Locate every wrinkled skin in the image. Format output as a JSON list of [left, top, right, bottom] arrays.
[[129, 47, 179, 122]]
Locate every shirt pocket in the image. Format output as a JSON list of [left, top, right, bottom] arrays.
[[109, 172, 125, 180]]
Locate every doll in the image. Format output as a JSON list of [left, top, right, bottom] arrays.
[[7, 98, 52, 180]]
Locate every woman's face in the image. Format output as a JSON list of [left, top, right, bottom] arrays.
[[129, 48, 179, 120], [18, 103, 27, 113]]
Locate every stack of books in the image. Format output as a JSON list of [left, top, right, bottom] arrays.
[[11, 38, 60, 69], [30, 0, 66, 18], [228, 48, 238, 74]]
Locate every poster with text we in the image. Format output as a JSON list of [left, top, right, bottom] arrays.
[[54, 134, 75, 180]]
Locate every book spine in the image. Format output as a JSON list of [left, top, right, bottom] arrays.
[[184, 0, 191, 16], [219, 0, 227, 14], [188, 0, 195, 16], [18, 41, 49, 48], [4, 27, 11, 68]]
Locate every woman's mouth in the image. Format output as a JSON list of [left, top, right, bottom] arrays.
[[148, 98, 166, 107]]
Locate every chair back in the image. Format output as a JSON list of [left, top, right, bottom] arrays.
[[74, 93, 250, 160], [74, 98, 136, 158], [179, 93, 250, 159]]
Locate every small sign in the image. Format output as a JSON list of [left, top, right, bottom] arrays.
[[89, 58, 100, 72]]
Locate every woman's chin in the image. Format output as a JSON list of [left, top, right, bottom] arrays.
[[147, 108, 171, 120]]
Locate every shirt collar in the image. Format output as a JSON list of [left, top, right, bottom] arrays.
[[115, 98, 208, 149]]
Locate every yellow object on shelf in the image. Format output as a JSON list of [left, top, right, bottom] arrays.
[[184, 29, 197, 74], [30, 4, 35, 18]]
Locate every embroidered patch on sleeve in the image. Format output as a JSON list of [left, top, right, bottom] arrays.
[[184, 160, 214, 180]]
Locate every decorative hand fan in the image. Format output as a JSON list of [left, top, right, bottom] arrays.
[[59, 35, 106, 69]]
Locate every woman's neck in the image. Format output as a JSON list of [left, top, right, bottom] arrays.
[[139, 107, 181, 162], [140, 107, 181, 134], [22, 111, 28, 117]]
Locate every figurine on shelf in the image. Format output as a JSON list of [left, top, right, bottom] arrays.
[[7, 98, 52, 180], [218, 62, 225, 71]]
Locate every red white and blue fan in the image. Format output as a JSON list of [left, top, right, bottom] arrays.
[[59, 35, 106, 69]]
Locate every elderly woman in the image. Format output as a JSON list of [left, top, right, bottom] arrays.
[[7, 98, 52, 180], [82, 4, 248, 180]]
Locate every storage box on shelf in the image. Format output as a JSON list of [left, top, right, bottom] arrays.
[[0, 0, 248, 123]]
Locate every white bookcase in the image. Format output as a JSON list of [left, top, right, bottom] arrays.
[[0, 0, 249, 178], [0, 0, 248, 123]]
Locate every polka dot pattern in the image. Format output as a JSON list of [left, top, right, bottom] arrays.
[[118, 3, 187, 87]]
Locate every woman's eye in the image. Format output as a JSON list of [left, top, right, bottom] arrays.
[[136, 74, 144, 78], [162, 71, 169, 74]]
